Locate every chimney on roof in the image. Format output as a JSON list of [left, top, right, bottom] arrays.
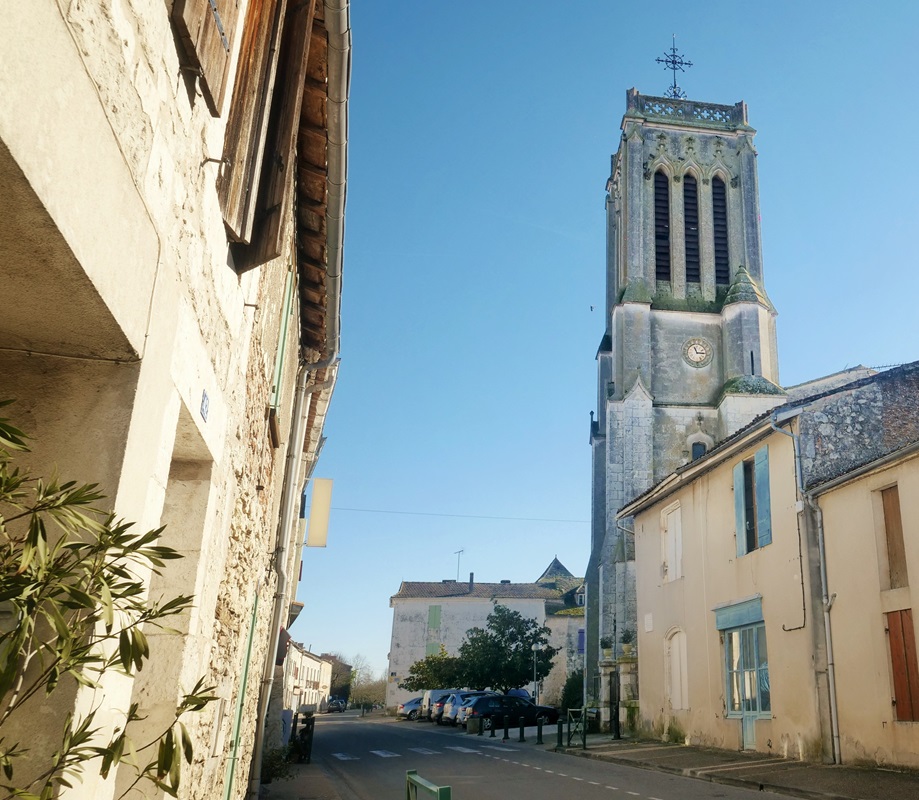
[[468, 572, 474, 593], [500, 579, 511, 584]]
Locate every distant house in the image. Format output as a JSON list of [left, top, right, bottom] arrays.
[[283, 645, 332, 715], [386, 559, 584, 709], [621, 361, 919, 766]]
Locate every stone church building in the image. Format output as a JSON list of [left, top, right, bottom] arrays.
[[585, 89, 865, 701]]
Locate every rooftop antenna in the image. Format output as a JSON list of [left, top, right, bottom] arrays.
[[656, 34, 692, 99], [454, 549, 464, 581]]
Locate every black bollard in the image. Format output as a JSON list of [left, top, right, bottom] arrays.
[[502, 716, 510, 742], [489, 718, 496, 738], [556, 719, 563, 749], [477, 719, 483, 736], [518, 716, 526, 743], [536, 717, 543, 745]]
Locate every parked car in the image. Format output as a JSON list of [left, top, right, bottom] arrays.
[[421, 688, 461, 721], [396, 696, 423, 721], [443, 691, 498, 726], [326, 699, 346, 713], [465, 695, 559, 730], [431, 695, 451, 724]]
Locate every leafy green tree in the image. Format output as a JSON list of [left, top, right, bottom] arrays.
[[398, 646, 462, 692], [458, 605, 558, 693], [0, 404, 215, 800], [560, 669, 584, 711]]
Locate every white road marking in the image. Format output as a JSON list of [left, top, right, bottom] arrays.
[[649, 796, 665, 800], [369, 750, 400, 758], [407, 748, 440, 755], [331, 753, 358, 761], [557, 773, 568, 777], [605, 787, 619, 791], [626, 792, 640, 797], [573, 776, 584, 781], [588, 782, 600, 786], [481, 745, 519, 752], [445, 746, 479, 753]]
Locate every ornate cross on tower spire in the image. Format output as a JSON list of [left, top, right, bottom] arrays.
[[656, 35, 692, 99]]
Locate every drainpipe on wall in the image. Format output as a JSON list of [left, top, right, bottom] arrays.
[[769, 410, 841, 764], [247, 357, 337, 799], [246, 0, 350, 792]]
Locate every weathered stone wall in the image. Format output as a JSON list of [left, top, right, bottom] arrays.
[[800, 362, 919, 490], [1, 3, 308, 799]]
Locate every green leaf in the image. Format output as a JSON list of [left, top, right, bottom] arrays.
[[118, 630, 132, 672]]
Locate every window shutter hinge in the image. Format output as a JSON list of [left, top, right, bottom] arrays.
[[208, 0, 230, 52]]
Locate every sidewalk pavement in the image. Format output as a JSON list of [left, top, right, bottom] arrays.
[[557, 734, 919, 800]]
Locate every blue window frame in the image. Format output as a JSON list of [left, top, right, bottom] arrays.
[[724, 622, 770, 718], [733, 445, 772, 557]]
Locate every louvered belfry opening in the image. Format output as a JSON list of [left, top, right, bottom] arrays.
[[712, 176, 730, 285], [654, 170, 671, 282], [684, 175, 700, 283]]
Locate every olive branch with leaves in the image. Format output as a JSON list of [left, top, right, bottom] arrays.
[[0, 402, 216, 800]]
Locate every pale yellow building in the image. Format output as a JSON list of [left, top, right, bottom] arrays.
[[621, 362, 919, 766], [0, 1, 349, 798]]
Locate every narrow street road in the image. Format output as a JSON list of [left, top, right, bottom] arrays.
[[309, 713, 800, 800]]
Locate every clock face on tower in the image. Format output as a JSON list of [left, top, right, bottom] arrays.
[[682, 337, 713, 368]]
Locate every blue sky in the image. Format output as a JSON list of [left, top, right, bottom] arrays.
[[290, 1, 919, 677]]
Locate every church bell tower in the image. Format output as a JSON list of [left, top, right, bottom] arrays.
[[586, 85, 785, 699]]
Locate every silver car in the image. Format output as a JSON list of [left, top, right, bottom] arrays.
[[445, 691, 498, 727]]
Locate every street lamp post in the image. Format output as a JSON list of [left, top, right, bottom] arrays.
[[531, 643, 541, 705]]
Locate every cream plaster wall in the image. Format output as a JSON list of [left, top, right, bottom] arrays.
[[819, 453, 919, 767], [634, 431, 824, 758]]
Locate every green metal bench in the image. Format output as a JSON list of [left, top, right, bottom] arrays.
[[405, 769, 452, 799]]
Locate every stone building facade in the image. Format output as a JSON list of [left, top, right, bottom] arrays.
[[587, 89, 788, 701], [0, 2, 349, 799]]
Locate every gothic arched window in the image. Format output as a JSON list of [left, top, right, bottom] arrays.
[[654, 171, 671, 282], [712, 176, 730, 285], [684, 175, 700, 283]]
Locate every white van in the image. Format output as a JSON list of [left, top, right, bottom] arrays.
[[421, 688, 461, 721]]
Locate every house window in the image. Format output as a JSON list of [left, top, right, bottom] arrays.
[[662, 503, 682, 582], [666, 629, 689, 710], [724, 623, 770, 717], [691, 441, 707, 460], [577, 628, 585, 654], [732, 446, 772, 557], [684, 175, 700, 283], [425, 643, 441, 657], [712, 176, 730, 285], [427, 605, 441, 629], [654, 171, 671, 282], [887, 609, 919, 721], [882, 486, 908, 589]]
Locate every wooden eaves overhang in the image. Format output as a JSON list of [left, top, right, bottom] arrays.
[[295, 0, 349, 461]]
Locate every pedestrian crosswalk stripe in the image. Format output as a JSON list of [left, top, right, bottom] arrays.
[[331, 753, 358, 761], [445, 746, 479, 753], [408, 748, 440, 755], [370, 750, 401, 758]]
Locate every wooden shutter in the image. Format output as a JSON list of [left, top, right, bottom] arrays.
[[654, 171, 671, 282], [233, 0, 317, 271], [754, 446, 772, 548], [172, 0, 240, 116], [887, 609, 919, 721], [733, 461, 746, 558], [712, 176, 730, 285], [218, 0, 289, 243], [882, 486, 909, 589], [684, 175, 700, 283]]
